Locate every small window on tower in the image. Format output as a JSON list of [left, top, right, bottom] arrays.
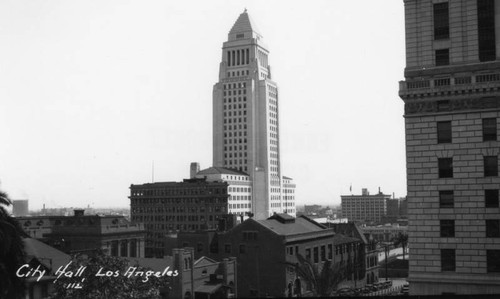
[[435, 49, 450, 66], [236, 33, 244, 38]]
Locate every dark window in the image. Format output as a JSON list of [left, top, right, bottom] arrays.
[[313, 247, 319, 263], [483, 118, 497, 141], [485, 190, 499, 208], [224, 244, 231, 254], [197, 243, 203, 253], [478, 0, 496, 61], [328, 244, 333, 260], [306, 248, 311, 261], [437, 100, 450, 112], [438, 158, 453, 178], [321, 246, 326, 261], [439, 191, 454, 208], [441, 249, 456, 271], [487, 250, 500, 272], [239, 244, 246, 254], [433, 2, 449, 39], [437, 121, 452, 143], [435, 49, 450, 66], [440, 220, 455, 237], [484, 156, 498, 177], [486, 220, 500, 237]]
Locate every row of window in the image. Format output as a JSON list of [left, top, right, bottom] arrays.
[[224, 82, 247, 90], [229, 195, 251, 201], [432, 1, 496, 62], [439, 189, 499, 208], [438, 156, 498, 178], [227, 49, 250, 67], [440, 219, 499, 237], [224, 145, 247, 152], [223, 117, 247, 124], [224, 103, 247, 110], [437, 118, 497, 143], [223, 97, 246, 104], [131, 197, 227, 205], [224, 124, 247, 131], [226, 70, 249, 78], [224, 110, 247, 117], [441, 249, 500, 272], [223, 89, 246, 96], [229, 203, 250, 210]]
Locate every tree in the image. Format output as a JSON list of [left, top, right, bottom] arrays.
[[392, 232, 409, 261], [287, 254, 352, 297], [0, 190, 27, 299], [49, 250, 166, 299]]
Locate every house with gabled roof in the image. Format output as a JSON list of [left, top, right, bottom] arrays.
[[202, 214, 366, 297]]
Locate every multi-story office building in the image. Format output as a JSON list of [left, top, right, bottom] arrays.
[[212, 10, 296, 219], [400, 0, 500, 295], [341, 188, 391, 223], [193, 163, 253, 216], [130, 178, 229, 257]]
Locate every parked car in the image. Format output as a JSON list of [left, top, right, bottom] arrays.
[[336, 288, 355, 297]]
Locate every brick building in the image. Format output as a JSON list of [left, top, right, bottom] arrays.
[[130, 178, 230, 257], [326, 222, 380, 285], [179, 214, 366, 297], [400, 0, 500, 295], [341, 188, 391, 224], [130, 248, 237, 299]]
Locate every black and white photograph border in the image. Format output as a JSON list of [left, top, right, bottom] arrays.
[[1, 0, 499, 298]]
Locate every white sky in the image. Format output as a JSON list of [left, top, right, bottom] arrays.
[[0, 0, 406, 210]]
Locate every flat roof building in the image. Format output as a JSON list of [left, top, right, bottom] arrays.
[[341, 188, 391, 224]]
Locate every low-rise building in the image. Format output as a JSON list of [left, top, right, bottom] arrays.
[[361, 224, 408, 243], [17, 210, 145, 257], [179, 214, 366, 297], [326, 222, 380, 285]]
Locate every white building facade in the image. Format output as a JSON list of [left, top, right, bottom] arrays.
[[212, 10, 296, 219]]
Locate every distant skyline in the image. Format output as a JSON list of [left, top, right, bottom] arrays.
[[0, 0, 406, 209]]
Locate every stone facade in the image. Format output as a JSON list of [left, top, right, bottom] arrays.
[[400, 0, 500, 295], [18, 210, 146, 258], [212, 10, 296, 219]]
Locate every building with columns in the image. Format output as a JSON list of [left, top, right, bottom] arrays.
[[400, 0, 500, 295], [212, 10, 296, 219], [17, 209, 146, 258]]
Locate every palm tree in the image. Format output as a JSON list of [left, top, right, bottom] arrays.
[[392, 232, 409, 260], [0, 190, 26, 299], [287, 254, 352, 297]]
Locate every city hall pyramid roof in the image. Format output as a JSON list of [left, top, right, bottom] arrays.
[[229, 9, 261, 35]]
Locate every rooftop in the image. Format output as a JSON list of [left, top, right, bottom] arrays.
[[197, 166, 249, 177], [256, 214, 326, 236], [229, 9, 260, 36], [24, 238, 71, 272]]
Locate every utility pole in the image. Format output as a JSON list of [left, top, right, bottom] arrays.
[[384, 244, 389, 281]]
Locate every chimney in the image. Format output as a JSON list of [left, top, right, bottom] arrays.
[[362, 188, 369, 196], [190, 162, 200, 179]]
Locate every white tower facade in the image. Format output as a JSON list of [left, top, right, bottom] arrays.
[[213, 10, 295, 220]]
